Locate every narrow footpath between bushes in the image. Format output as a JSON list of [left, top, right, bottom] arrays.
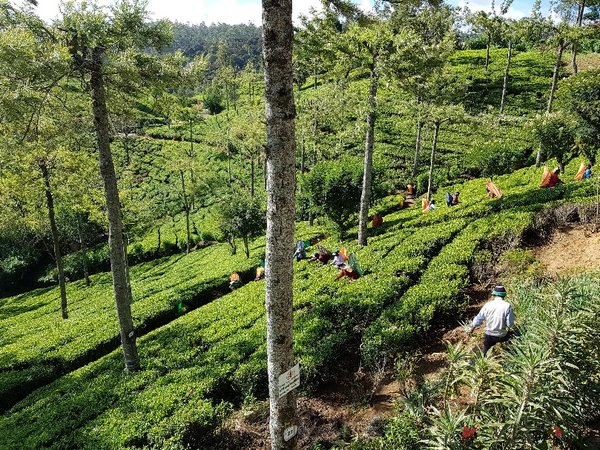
[[222, 224, 600, 449]]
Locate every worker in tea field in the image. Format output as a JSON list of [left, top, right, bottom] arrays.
[[335, 253, 362, 282], [229, 272, 242, 290], [331, 249, 346, 268], [468, 285, 515, 356], [372, 213, 383, 228], [451, 191, 460, 205], [427, 199, 437, 211], [541, 167, 562, 188], [254, 260, 265, 281], [486, 179, 503, 198], [309, 246, 332, 264], [293, 240, 306, 261]]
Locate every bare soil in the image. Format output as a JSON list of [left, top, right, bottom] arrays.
[[223, 226, 600, 449], [533, 225, 600, 276]]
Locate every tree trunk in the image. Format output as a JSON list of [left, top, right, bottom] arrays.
[[262, 0, 298, 448], [156, 227, 161, 255], [572, 0, 586, 74], [77, 213, 91, 287], [41, 164, 68, 319], [536, 41, 564, 167], [547, 42, 564, 114], [358, 62, 378, 247], [227, 142, 233, 185], [413, 119, 424, 176], [251, 157, 256, 198], [499, 41, 512, 118], [179, 170, 191, 254], [427, 122, 441, 200], [90, 48, 140, 372], [243, 236, 250, 258], [485, 32, 491, 72]]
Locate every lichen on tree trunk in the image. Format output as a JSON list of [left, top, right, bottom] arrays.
[[90, 48, 140, 373], [262, 0, 298, 448]]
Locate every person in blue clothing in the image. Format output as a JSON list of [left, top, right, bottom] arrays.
[[584, 164, 593, 179], [468, 285, 515, 356], [293, 240, 306, 261], [445, 192, 453, 207]]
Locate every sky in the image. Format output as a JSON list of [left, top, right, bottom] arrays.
[[33, 0, 554, 25]]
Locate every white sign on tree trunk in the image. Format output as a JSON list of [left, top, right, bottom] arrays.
[[284, 425, 298, 442], [278, 363, 300, 399]]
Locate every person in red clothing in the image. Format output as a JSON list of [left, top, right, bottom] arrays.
[[336, 264, 360, 281], [372, 213, 383, 228], [546, 168, 562, 188]]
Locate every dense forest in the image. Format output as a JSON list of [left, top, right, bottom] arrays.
[[1, 0, 599, 448]]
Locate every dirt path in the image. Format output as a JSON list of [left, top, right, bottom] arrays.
[[533, 225, 600, 276]]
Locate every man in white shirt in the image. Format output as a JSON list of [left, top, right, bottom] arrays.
[[468, 285, 515, 355]]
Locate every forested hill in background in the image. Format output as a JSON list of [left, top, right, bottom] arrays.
[[164, 22, 262, 70]]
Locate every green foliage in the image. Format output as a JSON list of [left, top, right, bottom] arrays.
[[217, 192, 265, 257], [301, 157, 385, 239]]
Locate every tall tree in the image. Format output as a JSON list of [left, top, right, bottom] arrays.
[[59, 0, 173, 372], [262, 0, 298, 448]]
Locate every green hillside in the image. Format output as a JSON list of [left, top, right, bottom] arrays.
[[1, 160, 597, 448]]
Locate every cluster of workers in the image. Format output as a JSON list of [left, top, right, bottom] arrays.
[[176, 163, 595, 317], [541, 163, 593, 188], [294, 240, 363, 281]]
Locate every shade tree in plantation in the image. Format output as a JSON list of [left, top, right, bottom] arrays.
[[558, 69, 600, 164], [58, 0, 174, 372], [385, 0, 456, 176], [466, 9, 503, 71], [531, 111, 579, 172], [323, 2, 392, 246], [216, 191, 265, 257]]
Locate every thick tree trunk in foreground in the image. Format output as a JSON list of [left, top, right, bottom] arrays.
[[77, 213, 91, 287], [499, 41, 512, 118], [536, 41, 565, 167], [41, 164, 68, 319], [427, 122, 441, 200], [262, 1, 298, 448], [358, 63, 378, 247], [90, 48, 140, 372]]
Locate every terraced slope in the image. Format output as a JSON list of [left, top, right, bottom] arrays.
[[0, 161, 598, 449]]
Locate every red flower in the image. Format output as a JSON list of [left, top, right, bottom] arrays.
[[461, 426, 477, 440], [551, 425, 563, 438]]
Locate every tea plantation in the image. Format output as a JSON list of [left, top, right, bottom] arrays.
[[0, 160, 598, 449]]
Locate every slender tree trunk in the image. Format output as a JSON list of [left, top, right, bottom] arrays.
[[358, 62, 378, 247], [227, 142, 233, 185], [179, 171, 191, 254], [572, 0, 586, 74], [189, 119, 194, 155], [536, 42, 565, 167], [41, 164, 68, 319], [156, 227, 161, 255], [485, 32, 491, 72], [413, 119, 424, 176], [90, 48, 140, 372], [262, 1, 298, 448], [547, 42, 564, 115], [427, 122, 441, 200], [243, 236, 250, 258], [300, 135, 305, 175], [251, 157, 256, 198], [499, 41, 512, 118], [77, 213, 91, 287]]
